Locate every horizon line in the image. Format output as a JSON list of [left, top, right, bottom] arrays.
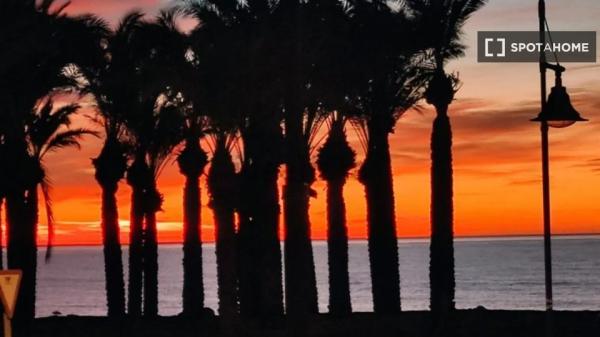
[[37, 232, 600, 248]]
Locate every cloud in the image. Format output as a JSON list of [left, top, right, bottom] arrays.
[[507, 178, 541, 186], [571, 158, 600, 175]]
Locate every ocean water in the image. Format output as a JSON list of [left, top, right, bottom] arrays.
[[35, 236, 600, 317]]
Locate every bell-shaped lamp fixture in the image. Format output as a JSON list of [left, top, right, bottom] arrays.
[[532, 71, 587, 128]]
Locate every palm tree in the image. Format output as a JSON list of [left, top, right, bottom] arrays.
[[274, 0, 326, 318], [185, 0, 286, 320], [184, 6, 242, 318], [96, 11, 150, 317], [144, 102, 185, 317], [121, 11, 189, 317], [347, 0, 427, 314], [316, 112, 356, 316], [0, 1, 107, 321], [125, 99, 184, 317], [405, 0, 487, 324], [165, 17, 212, 316], [10, 98, 97, 321], [75, 14, 144, 318]]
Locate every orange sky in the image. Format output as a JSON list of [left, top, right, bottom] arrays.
[[29, 0, 600, 245]]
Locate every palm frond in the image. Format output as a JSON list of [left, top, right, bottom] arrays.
[[42, 128, 100, 158], [116, 10, 146, 36], [157, 7, 185, 33], [405, 0, 487, 65], [28, 100, 80, 158], [350, 117, 369, 155], [40, 177, 55, 262]]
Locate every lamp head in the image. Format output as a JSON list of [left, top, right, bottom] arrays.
[[532, 70, 587, 128]]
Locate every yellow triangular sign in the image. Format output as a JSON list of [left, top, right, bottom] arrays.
[[0, 270, 22, 319]]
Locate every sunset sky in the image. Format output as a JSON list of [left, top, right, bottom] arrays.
[[36, 0, 600, 245]]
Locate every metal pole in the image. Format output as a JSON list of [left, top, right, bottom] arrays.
[[539, 0, 553, 336]]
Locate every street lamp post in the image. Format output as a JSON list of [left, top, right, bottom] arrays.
[[533, 1, 587, 336], [538, 0, 552, 318]]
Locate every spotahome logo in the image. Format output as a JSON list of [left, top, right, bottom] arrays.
[[478, 31, 596, 62]]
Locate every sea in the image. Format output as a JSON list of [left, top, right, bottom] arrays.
[[35, 236, 600, 317]]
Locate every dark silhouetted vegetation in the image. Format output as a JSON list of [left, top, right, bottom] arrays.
[[0, 0, 487, 331]]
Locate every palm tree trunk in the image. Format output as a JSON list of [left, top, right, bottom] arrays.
[[360, 120, 400, 314], [127, 188, 144, 317], [143, 209, 159, 317], [182, 174, 204, 315], [326, 178, 352, 315], [237, 124, 284, 321], [282, 182, 319, 317], [100, 184, 125, 317], [236, 198, 256, 317], [214, 202, 236, 314], [260, 172, 285, 319], [6, 186, 38, 322], [238, 166, 284, 319], [208, 144, 238, 320], [429, 105, 455, 323]]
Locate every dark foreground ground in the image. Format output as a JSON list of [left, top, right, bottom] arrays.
[[23, 310, 600, 337]]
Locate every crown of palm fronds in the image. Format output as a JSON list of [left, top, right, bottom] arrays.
[[27, 98, 99, 159], [0, 1, 109, 263], [1, 0, 109, 146], [148, 102, 187, 179], [25, 97, 99, 261], [348, 51, 430, 145], [405, 0, 488, 63], [317, 111, 356, 182], [335, 1, 430, 140], [205, 130, 241, 163], [109, 11, 196, 180]]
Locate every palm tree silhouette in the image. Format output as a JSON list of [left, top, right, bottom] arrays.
[[185, 9, 243, 319], [126, 101, 185, 317], [171, 25, 212, 315], [316, 112, 356, 316], [236, 4, 286, 322], [122, 11, 189, 317], [346, 0, 427, 314], [406, 0, 487, 327], [107, 12, 151, 316], [0, 0, 108, 321], [184, 0, 285, 320], [10, 98, 97, 320], [76, 14, 143, 318], [275, 0, 325, 318], [302, 0, 357, 316]]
